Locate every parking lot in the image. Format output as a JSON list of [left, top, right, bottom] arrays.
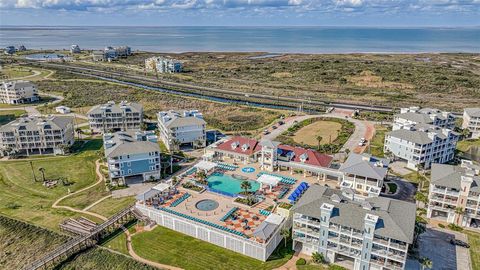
[[406, 227, 471, 270]]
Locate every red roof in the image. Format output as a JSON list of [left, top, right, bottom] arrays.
[[278, 145, 333, 168], [216, 136, 261, 156]]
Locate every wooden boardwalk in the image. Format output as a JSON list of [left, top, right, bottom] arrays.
[[25, 205, 139, 270]]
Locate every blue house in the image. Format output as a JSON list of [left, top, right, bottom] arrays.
[[104, 130, 161, 184]]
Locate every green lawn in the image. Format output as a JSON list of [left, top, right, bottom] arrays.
[[0, 109, 27, 125], [90, 196, 136, 218], [466, 231, 480, 270], [457, 139, 480, 152], [369, 125, 389, 157], [0, 140, 103, 230], [61, 182, 110, 210], [131, 226, 294, 270]]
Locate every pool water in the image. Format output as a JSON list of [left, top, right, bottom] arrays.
[[241, 167, 256, 173], [196, 199, 219, 211], [207, 173, 260, 195]]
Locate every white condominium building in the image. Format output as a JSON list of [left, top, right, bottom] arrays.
[[393, 107, 455, 131], [0, 116, 74, 156], [145, 57, 183, 73], [87, 101, 143, 133], [384, 124, 458, 170], [0, 81, 39, 104], [292, 185, 415, 270], [463, 108, 480, 139], [427, 160, 480, 228], [157, 110, 206, 151], [339, 153, 390, 199]]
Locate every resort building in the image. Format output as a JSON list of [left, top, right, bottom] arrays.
[[17, 45, 26, 52], [114, 46, 132, 57], [462, 108, 480, 139], [0, 80, 39, 104], [87, 101, 143, 133], [206, 137, 338, 181], [292, 185, 415, 270], [427, 160, 480, 228], [384, 124, 458, 170], [104, 130, 161, 183], [70, 44, 81, 53], [145, 57, 183, 73], [157, 110, 206, 151], [393, 107, 455, 131], [338, 153, 390, 199], [0, 116, 75, 156]]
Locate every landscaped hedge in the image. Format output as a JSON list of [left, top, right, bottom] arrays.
[[277, 117, 355, 154], [296, 258, 307, 265]]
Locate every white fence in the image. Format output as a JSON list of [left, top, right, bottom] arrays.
[[136, 204, 284, 261]]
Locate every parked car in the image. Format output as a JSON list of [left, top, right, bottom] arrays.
[[278, 120, 285, 125], [272, 125, 277, 130], [450, 239, 470, 248], [471, 221, 478, 228], [263, 130, 270, 135]]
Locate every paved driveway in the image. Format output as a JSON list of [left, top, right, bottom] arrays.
[[381, 175, 417, 202], [406, 227, 471, 270]]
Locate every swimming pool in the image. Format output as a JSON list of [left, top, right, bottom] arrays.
[[241, 167, 256, 173], [207, 173, 260, 195]]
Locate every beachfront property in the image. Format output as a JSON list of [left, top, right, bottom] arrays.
[[462, 108, 480, 139], [0, 80, 39, 104], [17, 45, 26, 52], [70, 44, 81, 53], [427, 160, 480, 228], [87, 101, 143, 133], [393, 107, 456, 131], [338, 153, 390, 199], [104, 130, 161, 183], [292, 185, 415, 270], [145, 57, 183, 73], [384, 124, 459, 170], [4, 46, 15, 55], [0, 116, 74, 156], [157, 109, 206, 151]]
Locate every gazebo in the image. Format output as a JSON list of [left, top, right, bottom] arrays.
[[257, 174, 281, 191]]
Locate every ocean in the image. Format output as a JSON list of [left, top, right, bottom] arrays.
[[1, 26, 479, 53]]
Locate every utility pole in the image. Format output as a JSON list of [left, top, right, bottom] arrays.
[[30, 161, 36, 182]]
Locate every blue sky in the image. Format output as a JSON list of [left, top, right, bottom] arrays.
[[1, 0, 479, 26]]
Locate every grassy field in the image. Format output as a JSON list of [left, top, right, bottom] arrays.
[[0, 140, 103, 230], [292, 120, 342, 145], [0, 215, 69, 269], [369, 125, 390, 157], [457, 139, 480, 152], [466, 231, 480, 270], [131, 226, 293, 270], [277, 117, 354, 153], [0, 66, 34, 79], [35, 79, 281, 132], [90, 196, 136, 218], [56, 52, 480, 111], [0, 109, 27, 125]]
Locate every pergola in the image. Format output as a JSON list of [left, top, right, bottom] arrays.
[[136, 183, 171, 201], [194, 160, 218, 173], [257, 174, 281, 191]]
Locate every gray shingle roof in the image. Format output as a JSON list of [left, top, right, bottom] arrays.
[[387, 124, 455, 144], [395, 112, 434, 125], [431, 163, 480, 190], [158, 110, 205, 129], [88, 101, 142, 115], [339, 153, 389, 180], [465, 108, 480, 118], [0, 116, 73, 132], [104, 130, 159, 157], [293, 185, 416, 243]]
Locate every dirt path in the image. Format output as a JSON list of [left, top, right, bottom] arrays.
[[51, 159, 107, 221], [83, 194, 112, 211], [123, 228, 183, 270]]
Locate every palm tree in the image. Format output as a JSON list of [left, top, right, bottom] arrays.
[[241, 180, 252, 195], [414, 191, 428, 208], [420, 257, 433, 270], [413, 221, 426, 248], [455, 207, 465, 225], [75, 128, 82, 139], [316, 135, 323, 150], [38, 167, 46, 182], [196, 171, 207, 185], [280, 228, 290, 247]]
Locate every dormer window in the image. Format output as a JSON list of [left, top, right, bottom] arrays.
[[231, 141, 239, 149], [299, 153, 308, 163], [241, 143, 249, 152]]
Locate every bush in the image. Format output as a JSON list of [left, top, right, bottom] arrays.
[[311, 252, 326, 264], [448, 223, 463, 232], [439, 224, 445, 228], [296, 258, 306, 265], [329, 265, 348, 270]]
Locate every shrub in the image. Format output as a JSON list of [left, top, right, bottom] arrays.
[[329, 265, 348, 270], [438, 224, 445, 228], [311, 252, 326, 264], [296, 258, 306, 265], [448, 223, 463, 232]]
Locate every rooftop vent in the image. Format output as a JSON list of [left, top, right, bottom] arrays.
[[331, 194, 342, 203], [362, 201, 373, 211]]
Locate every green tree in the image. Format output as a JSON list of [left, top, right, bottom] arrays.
[[280, 228, 290, 248], [413, 221, 426, 248], [316, 135, 323, 150], [311, 252, 325, 264], [420, 257, 433, 270], [454, 207, 465, 225], [241, 180, 253, 204]]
